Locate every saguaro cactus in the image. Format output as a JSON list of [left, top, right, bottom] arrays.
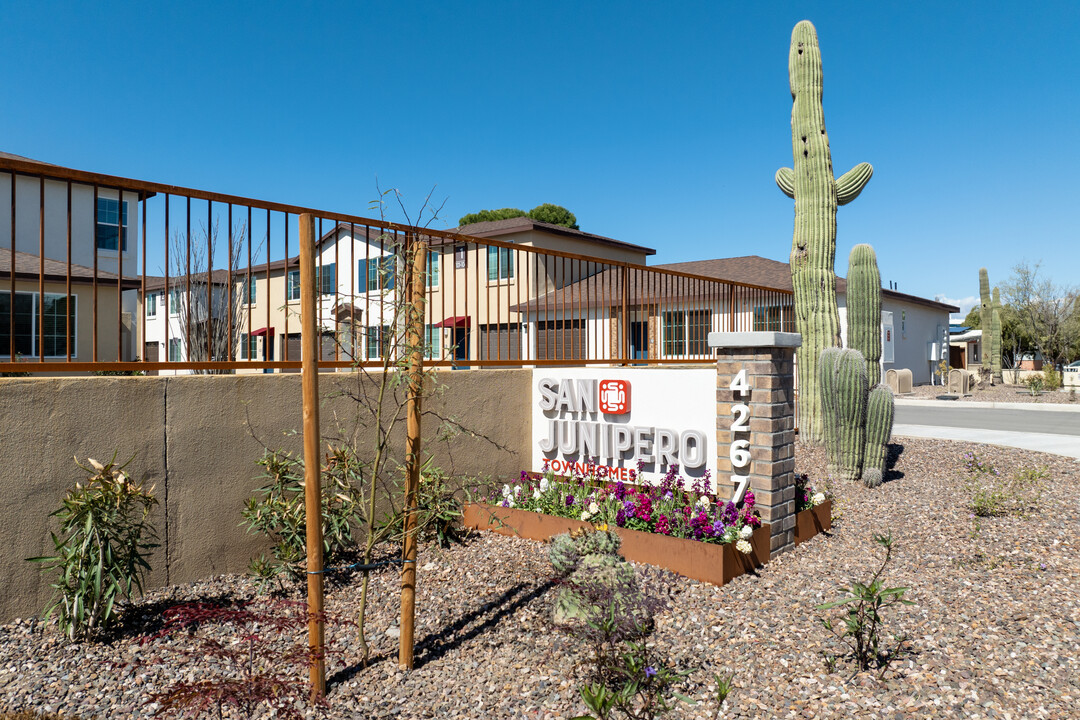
[[863, 384, 895, 488], [847, 245, 883, 386], [777, 20, 873, 444], [978, 268, 992, 379], [819, 347, 869, 481], [991, 287, 1003, 382], [991, 291, 1003, 384]]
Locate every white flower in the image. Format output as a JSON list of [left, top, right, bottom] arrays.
[[736, 539, 752, 555], [812, 492, 826, 506], [539, 477, 550, 493], [739, 525, 754, 540], [502, 484, 512, 498], [696, 496, 711, 508], [514, 485, 522, 497], [588, 502, 600, 515], [580, 510, 592, 521], [506, 497, 515, 508], [533, 489, 541, 500]]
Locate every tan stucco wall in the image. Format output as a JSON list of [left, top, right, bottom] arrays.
[[0, 368, 531, 622]]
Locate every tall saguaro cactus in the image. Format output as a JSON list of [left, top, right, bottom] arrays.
[[819, 347, 869, 481], [777, 20, 873, 443], [978, 268, 992, 377], [991, 288, 1003, 384], [847, 245, 883, 386]]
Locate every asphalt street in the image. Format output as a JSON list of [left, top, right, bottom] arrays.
[[894, 405, 1080, 437]]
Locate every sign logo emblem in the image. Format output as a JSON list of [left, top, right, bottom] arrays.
[[599, 379, 630, 414]]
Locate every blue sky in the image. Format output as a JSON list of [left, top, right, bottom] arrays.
[[2, 1, 1077, 319]]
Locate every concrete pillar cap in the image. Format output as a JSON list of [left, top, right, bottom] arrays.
[[708, 331, 802, 349]]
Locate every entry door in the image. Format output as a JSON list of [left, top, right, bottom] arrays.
[[143, 342, 159, 375], [630, 321, 648, 360], [453, 327, 469, 368]]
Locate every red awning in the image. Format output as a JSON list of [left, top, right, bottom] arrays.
[[434, 316, 470, 328], [250, 327, 275, 337]]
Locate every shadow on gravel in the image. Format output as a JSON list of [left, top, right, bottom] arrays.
[[103, 592, 240, 643], [884, 443, 905, 483], [329, 578, 557, 686]]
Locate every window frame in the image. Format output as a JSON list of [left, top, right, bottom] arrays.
[[168, 338, 182, 362], [0, 290, 78, 359], [365, 324, 391, 360], [286, 270, 301, 301], [146, 292, 158, 319], [486, 245, 514, 282], [95, 197, 129, 252]]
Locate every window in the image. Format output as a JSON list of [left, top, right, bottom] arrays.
[[426, 251, 439, 288], [486, 246, 514, 281], [752, 306, 782, 332], [662, 311, 685, 356], [687, 309, 709, 355], [424, 324, 440, 360], [319, 262, 336, 295], [168, 338, 182, 362], [287, 270, 301, 301], [365, 325, 391, 359], [96, 197, 128, 252], [146, 293, 158, 319], [239, 333, 258, 360], [242, 279, 256, 305], [0, 291, 76, 358], [169, 289, 181, 316], [358, 255, 395, 293]]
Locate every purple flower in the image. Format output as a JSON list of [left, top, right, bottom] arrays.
[[722, 501, 738, 525], [615, 508, 627, 526], [565, 495, 575, 507], [645, 666, 656, 678]]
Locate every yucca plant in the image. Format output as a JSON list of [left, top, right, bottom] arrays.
[[28, 453, 158, 641]]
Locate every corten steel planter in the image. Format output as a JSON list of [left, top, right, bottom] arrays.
[[793, 499, 832, 546], [462, 503, 770, 587]]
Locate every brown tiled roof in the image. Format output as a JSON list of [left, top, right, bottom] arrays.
[[511, 255, 957, 313], [654, 255, 957, 312], [453, 217, 657, 256], [0, 249, 140, 288]]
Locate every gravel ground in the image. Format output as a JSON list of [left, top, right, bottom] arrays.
[[2, 438, 1079, 719], [907, 383, 1079, 405]]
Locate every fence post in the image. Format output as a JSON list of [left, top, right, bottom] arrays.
[[399, 234, 427, 669], [621, 264, 630, 364], [299, 213, 326, 700]]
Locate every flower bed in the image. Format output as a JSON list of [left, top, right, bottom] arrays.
[[464, 464, 772, 586], [462, 502, 770, 586], [793, 474, 832, 546]]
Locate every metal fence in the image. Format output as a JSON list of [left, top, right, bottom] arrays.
[[0, 155, 794, 374]]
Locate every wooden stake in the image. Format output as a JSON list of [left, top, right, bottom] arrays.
[[399, 234, 427, 669], [299, 213, 326, 699]]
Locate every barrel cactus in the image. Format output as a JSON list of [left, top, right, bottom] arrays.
[[549, 533, 581, 576], [819, 347, 869, 481], [550, 528, 648, 633], [991, 288, 1003, 384], [776, 20, 873, 445], [847, 245, 883, 386], [863, 384, 895, 488]]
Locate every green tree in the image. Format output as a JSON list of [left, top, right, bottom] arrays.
[[527, 203, 578, 229], [1001, 261, 1080, 370], [457, 208, 527, 226], [457, 203, 579, 230]]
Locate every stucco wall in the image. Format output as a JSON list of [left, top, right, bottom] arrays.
[[0, 368, 531, 622], [838, 295, 949, 385]]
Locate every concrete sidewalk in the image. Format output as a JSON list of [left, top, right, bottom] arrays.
[[893, 423, 1080, 460], [895, 397, 1080, 412]]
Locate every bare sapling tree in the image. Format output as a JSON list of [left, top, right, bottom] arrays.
[[168, 220, 262, 373], [1001, 261, 1080, 370]]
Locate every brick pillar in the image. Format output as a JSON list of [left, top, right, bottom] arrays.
[[709, 331, 801, 556]]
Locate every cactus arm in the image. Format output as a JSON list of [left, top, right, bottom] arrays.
[[775, 167, 796, 198], [835, 163, 874, 205], [846, 245, 883, 386]]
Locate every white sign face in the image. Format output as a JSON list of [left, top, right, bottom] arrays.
[[532, 368, 717, 488]]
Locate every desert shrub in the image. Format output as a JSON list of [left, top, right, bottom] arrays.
[[1041, 365, 1062, 390], [818, 532, 913, 674], [1025, 373, 1045, 396], [28, 454, 157, 641], [967, 464, 1046, 517], [241, 447, 365, 587]]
